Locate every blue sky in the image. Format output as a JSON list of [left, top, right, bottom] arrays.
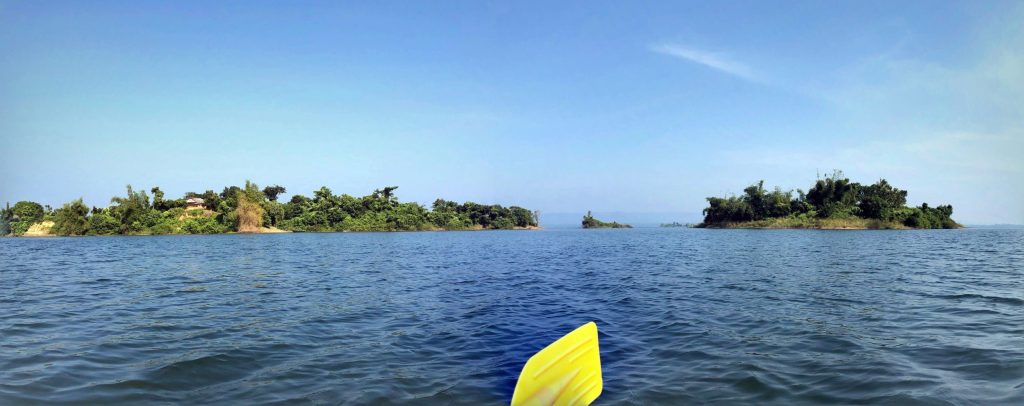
[[2, 1, 1022, 224]]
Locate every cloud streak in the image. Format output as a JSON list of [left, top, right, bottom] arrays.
[[650, 43, 759, 82]]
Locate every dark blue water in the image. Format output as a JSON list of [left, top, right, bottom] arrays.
[[1, 228, 1022, 404]]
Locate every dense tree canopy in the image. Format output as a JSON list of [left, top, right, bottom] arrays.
[[700, 171, 958, 229], [2, 183, 538, 236], [277, 187, 537, 232]]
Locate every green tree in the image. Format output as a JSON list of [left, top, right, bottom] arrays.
[[51, 199, 90, 236], [109, 185, 153, 234], [262, 185, 287, 201], [790, 189, 813, 215], [218, 186, 242, 213], [509, 206, 537, 227], [182, 216, 229, 234], [387, 202, 429, 230], [12, 201, 45, 223], [263, 201, 285, 226], [904, 203, 958, 229], [283, 194, 309, 220], [88, 211, 120, 235], [6, 201, 44, 235], [765, 187, 793, 218], [702, 196, 753, 224], [313, 186, 333, 202], [380, 186, 399, 205], [151, 187, 167, 211], [858, 179, 907, 220], [432, 198, 458, 213], [743, 181, 768, 219], [806, 172, 860, 218], [0, 202, 10, 235]]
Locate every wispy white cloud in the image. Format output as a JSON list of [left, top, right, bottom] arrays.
[[650, 43, 760, 82], [707, 5, 1024, 223]]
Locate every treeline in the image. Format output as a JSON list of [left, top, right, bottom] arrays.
[[0, 182, 539, 236], [278, 186, 538, 232], [700, 171, 958, 229]]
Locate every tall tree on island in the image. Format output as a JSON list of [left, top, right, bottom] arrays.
[[236, 181, 266, 233], [262, 185, 287, 202]]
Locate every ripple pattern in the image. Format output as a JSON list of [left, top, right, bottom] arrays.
[[1, 228, 1022, 404]]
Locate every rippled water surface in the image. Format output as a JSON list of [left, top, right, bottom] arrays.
[[2, 228, 1022, 404]]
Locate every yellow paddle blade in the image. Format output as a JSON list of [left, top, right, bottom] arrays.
[[511, 322, 602, 406]]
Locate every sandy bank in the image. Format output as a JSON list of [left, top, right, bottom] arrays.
[[21, 221, 55, 237]]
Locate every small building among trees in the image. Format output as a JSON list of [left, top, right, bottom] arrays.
[[185, 197, 205, 210]]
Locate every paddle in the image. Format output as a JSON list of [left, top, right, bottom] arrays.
[[511, 322, 603, 406]]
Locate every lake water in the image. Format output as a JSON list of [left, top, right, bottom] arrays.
[[1, 228, 1022, 404]]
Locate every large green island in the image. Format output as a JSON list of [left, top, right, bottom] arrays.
[[0, 182, 539, 236], [698, 171, 960, 229]]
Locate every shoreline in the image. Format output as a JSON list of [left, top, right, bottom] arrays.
[[7, 225, 544, 238], [699, 217, 963, 230]]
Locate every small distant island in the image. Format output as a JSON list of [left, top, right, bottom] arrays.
[[698, 171, 959, 229], [582, 211, 632, 229], [659, 222, 687, 228], [0, 182, 539, 237]]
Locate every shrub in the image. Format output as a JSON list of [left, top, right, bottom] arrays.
[[89, 212, 120, 235], [51, 199, 90, 236], [903, 204, 957, 229], [341, 211, 389, 231], [235, 181, 265, 233], [491, 217, 514, 230], [9, 220, 32, 236], [147, 217, 182, 235], [444, 216, 472, 230], [165, 207, 186, 218], [182, 217, 229, 234]]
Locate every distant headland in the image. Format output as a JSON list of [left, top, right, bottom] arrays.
[[582, 211, 632, 229], [697, 171, 960, 229], [0, 182, 539, 237]]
